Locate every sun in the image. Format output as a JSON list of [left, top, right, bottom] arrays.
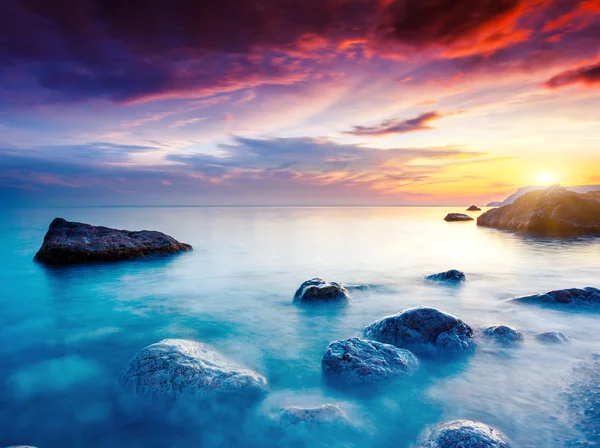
[[534, 171, 558, 186]]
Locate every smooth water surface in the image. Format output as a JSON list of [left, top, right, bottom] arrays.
[[1, 206, 599, 447]]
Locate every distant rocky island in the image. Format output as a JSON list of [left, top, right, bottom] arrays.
[[478, 185, 600, 234], [35, 218, 192, 265], [487, 185, 600, 207]]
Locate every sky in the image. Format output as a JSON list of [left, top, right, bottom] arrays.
[[1, 0, 599, 206]]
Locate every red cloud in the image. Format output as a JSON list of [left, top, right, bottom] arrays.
[[545, 62, 600, 88]]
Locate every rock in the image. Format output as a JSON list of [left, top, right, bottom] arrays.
[[534, 331, 570, 344], [425, 270, 466, 283], [567, 355, 600, 445], [487, 201, 503, 207], [34, 218, 192, 264], [444, 213, 474, 222], [490, 184, 600, 207], [479, 325, 524, 347], [321, 337, 419, 385], [419, 420, 513, 448], [510, 287, 600, 307], [293, 278, 350, 305], [121, 339, 267, 401], [477, 185, 600, 234], [278, 404, 349, 426], [361, 307, 476, 356], [467, 205, 481, 211]]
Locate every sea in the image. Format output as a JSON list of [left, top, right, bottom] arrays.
[[1, 206, 599, 447]]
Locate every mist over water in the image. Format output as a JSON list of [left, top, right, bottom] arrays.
[[1, 206, 599, 447]]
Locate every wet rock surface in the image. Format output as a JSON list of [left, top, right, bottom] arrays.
[[322, 337, 419, 385], [444, 213, 474, 222], [419, 419, 513, 448], [510, 287, 600, 307], [534, 331, 570, 344], [425, 270, 466, 283], [293, 278, 350, 305], [278, 404, 349, 426], [34, 218, 192, 264], [477, 185, 600, 234], [567, 355, 600, 446], [479, 325, 524, 347], [121, 339, 267, 400], [361, 307, 476, 356]]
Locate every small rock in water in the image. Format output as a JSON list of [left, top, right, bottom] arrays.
[[34, 217, 192, 264], [278, 404, 349, 426], [361, 306, 476, 356], [467, 205, 482, 211], [510, 287, 600, 307], [321, 337, 419, 385], [534, 331, 570, 344], [419, 419, 513, 448], [479, 325, 524, 347], [444, 213, 474, 222], [425, 270, 466, 283], [121, 339, 267, 401], [293, 278, 350, 305]]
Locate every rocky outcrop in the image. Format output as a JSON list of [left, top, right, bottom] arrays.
[[444, 213, 474, 222], [419, 420, 513, 448], [34, 218, 192, 264], [278, 404, 349, 426], [467, 205, 481, 211], [425, 270, 466, 283], [293, 278, 350, 305], [477, 186, 600, 234], [321, 337, 418, 385], [488, 184, 600, 208], [121, 339, 267, 401], [361, 307, 476, 356], [534, 331, 570, 344], [510, 287, 600, 307], [479, 325, 524, 347]]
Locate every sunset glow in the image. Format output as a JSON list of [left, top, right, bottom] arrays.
[[0, 0, 599, 206]]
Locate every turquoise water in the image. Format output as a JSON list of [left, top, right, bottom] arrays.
[[1, 206, 600, 447]]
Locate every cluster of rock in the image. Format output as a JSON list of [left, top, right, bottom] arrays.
[[479, 325, 524, 347], [277, 404, 348, 427], [35, 218, 192, 264], [477, 185, 600, 234]]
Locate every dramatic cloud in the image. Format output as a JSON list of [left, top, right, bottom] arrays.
[[0, 137, 489, 205], [0, 0, 549, 104], [545, 62, 600, 88], [344, 111, 448, 136]]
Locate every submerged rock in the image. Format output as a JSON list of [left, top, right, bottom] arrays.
[[425, 270, 466, 283], [467, 205, 481, 211], [279, 404, 349, 426], [121, 339, 267, 401], [419, 420, 513, 448], [293, 278, 350, 305], [361, 307, 476, 356], [34, 218, 192, 264], [567, 355, 600, 445], [477, 185, 600, 234], [534, 331, 570, 344], [479, 325, 524, 347], [321, 337, 419, 385], [510, 287, 600, 307], [444, 213, 474, 222]]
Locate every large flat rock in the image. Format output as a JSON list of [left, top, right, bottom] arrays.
[[35, 218, 192, 264], [477, 185, 600, 234]]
